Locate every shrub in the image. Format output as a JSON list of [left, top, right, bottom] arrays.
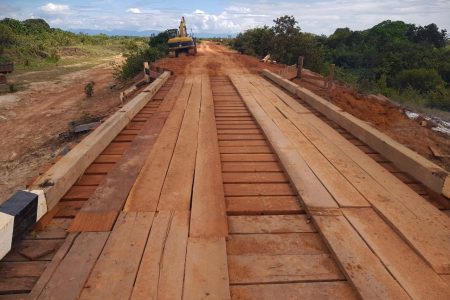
[[115, 47, 164, 81], [84, 81, 95, 98], [395, 68, 445, 93]]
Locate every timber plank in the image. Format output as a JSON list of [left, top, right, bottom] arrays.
[[183, 237, 231, 299], [28, 233, 77, 299], [76, 174, 104, 186], [222, 162, 282, 172], [0, 277, 36, 294], [0, 261, 47, 277], [247, 76, 369, 208], [63, 186, 97, 200], [218, 134, 265, 140], [220, 153, 277, 162], [190, 74, 228, 237], [79, 212, 154, 300], [157, 75, 201, 211], [71, 110, 171, 231], [101, 143, 130, 155], [222, 172, 288, 183], [131, 211, 172, 300], [85, 163, 114, 174], [228, 254, 343, 284], [227, 233, 327, 255], [343, 208, 450, 299], [152, 211, 189, 300], [226, 196, 303, 215], [224, 183, 295, 196], [38, 232, 109, 300], [228, 215, 313, 233], [230, 75, 337, 209], [313, 215, 410, 299], [219, 140, 267, 147], [125, 77, 193, 212], [273, 86, 450, 273], [230, 282, 358, 300], [94, 154, 121, 163], [219, 146, 272, 154]]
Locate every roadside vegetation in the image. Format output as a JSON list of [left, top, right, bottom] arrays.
[[114, 31, 169, 81], [0, 18, 145, 72], [231, 16, 450, 112]]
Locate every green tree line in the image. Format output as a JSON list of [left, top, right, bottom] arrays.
[[232, 16, 450, 111], [0, 18, 146, 67]]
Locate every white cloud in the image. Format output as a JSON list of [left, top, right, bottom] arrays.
[[127, 8, 141, 14], [194, 9, 205, 15], [6, 0, 449, 35], [40, 3, 70, 14]]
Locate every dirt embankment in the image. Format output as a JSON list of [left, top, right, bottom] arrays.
[[0, 58, 126, 201]]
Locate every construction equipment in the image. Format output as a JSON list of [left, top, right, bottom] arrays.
[[167, 17, 197, 58]]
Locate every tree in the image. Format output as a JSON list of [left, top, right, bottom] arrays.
[[407, 23, 447, 48], [272, 15, 300, 37]]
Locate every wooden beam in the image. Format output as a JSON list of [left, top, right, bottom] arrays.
[[29, 72, 170, 212], [262, 69, 450, 198]]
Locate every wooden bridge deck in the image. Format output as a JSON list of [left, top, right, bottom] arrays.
[[0, 73, 449, 299]]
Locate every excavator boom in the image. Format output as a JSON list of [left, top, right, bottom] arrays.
[[167, 17, 197, 58]]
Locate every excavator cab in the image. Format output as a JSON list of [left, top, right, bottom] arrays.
[[167, 17, 197, 58]]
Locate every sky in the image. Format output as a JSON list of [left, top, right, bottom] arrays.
[[1, 0, 449, 36]]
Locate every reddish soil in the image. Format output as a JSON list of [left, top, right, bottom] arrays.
[[0, 59, 132, 201], [293, 74, 450, 171]]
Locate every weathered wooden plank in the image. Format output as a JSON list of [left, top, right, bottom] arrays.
[[263, 69, 450, 198], [37, 232, 109, 300], [226, 196, 303, 215], [227, 233, 327, 255], [63, 186, 97, 200], [222, 172, 288, 183], [190, 74, 228, 237], [131, 211, 171, 300], [153, 211, 189, 300], [230, 282, 358, 300], [125, 77, 193, 212], [0, 261, 47, 277], [230, 75, 337, 209], [220, 153, 277, 162], [343, 208, 450, 299], [222, 162, 282, 172], [219, 146, 272, 154], [228, 254, 343, 284], [183, 237, 231, 299], [246, 76, 369, 208], [29, 233, 78, 299], [85, 163, 115, 174], [228, 215, 314, 234], [224, 183, 295, 196], [313, 215, 410, 299], [157, 75, 201, 211], [79, 212, 154, 300]]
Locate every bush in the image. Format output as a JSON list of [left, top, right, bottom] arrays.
[[84, 81, 95, 98], [115, 47, 164, 81], [395, 68, 445, 93]]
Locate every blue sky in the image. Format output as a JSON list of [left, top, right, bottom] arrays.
[[1, 0, 449, 35]]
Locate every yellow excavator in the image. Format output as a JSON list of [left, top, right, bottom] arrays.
[[167, 17, 197, 58]]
